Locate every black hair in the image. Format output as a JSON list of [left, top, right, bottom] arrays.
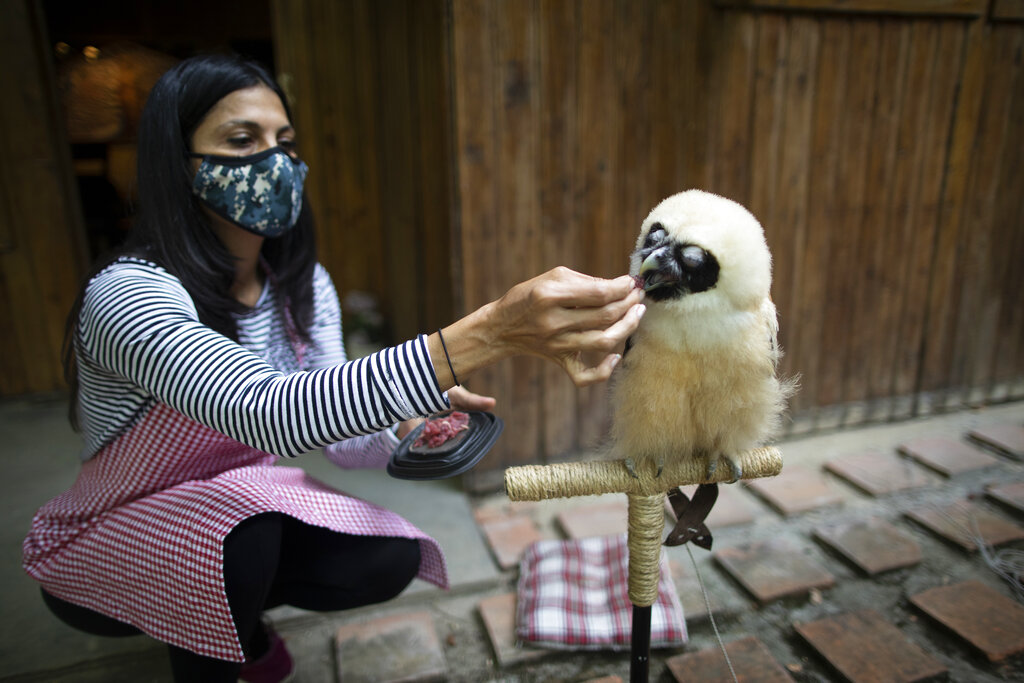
[[64, 53, 317, 429]]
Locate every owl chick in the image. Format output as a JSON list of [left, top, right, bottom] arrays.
[[611, 190, 793, 481]]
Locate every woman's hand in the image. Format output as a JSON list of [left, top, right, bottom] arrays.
[[447, 385, 496, 412], [431, 267, 646, 389]]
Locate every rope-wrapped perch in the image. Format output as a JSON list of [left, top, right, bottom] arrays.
[[504, 446, 782, 502]]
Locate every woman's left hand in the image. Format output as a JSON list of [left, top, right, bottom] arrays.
[[395, 386, 496, 439], [447, 385, 496, 412]]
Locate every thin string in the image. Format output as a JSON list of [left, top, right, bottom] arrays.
[[437, 328, 460, 386], [686, 544, 738, 683]]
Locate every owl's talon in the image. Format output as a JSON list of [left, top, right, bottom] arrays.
[[624, 458, 640, 480]]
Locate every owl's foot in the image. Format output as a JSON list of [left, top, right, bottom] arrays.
[[624, 457, 640, 480], [705, 455, 743, 483], [623, 457, 664, 479]]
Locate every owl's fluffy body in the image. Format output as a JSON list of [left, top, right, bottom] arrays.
[[611, 190, 791, 477]]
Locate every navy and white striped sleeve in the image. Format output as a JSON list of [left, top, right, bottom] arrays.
[[79, 261, 449, 458]]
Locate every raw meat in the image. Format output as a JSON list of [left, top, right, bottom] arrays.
[[413, 411, 471, 449]]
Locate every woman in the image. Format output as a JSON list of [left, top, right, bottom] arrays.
[[23, 54, 645, 682]]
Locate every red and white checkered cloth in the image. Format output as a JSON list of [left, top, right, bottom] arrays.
[[515, 534, 686, 650]]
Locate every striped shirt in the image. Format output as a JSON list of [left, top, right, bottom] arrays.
[[23, 257, 450, 661], [76, 257, 448, 459]]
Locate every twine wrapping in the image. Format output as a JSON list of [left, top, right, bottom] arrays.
[[504, 447, 782, 502], [627, 493, 666, 606], [504, 447, 783, 612]]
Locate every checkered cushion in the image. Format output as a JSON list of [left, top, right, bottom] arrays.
[[515, 534, 687, 650]]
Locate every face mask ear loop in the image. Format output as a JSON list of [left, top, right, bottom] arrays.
[[259, 256, 307, 369]]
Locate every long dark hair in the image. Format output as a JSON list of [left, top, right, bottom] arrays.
[[64, 54, 317, 429]]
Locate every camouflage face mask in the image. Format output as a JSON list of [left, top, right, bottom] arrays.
[[191, 146, 309, 238]]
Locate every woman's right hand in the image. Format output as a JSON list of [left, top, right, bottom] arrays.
[[432, 267, 646, 389]]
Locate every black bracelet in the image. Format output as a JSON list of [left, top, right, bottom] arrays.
[[437, 328, 460, 386]]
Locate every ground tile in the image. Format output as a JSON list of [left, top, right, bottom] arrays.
[[795, 609, 946, 682], [477, 593, 549, 667], [335, 611, 447, 683], [477, 513, 545, 570], [898, 437, 1002, 476], [557, 499, 629, 538], [969, 423, 1024, 459], [987, 481, 1024, 516], [678, 483, 759, 528], [669, 558, 739, 624], [666, 636, 793, 682], [746, 466, 843, 517], [713, 539, 835, 604], [824, 451, 936, 496], [812, 517, 922, 575], [904, 500, 1024, 551], [909, 580, 1024, 661]]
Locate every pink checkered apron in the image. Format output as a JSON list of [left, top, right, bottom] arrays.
[[22, 402, 448, 662]]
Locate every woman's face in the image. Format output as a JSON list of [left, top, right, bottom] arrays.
[[190, 84, 297, 160]]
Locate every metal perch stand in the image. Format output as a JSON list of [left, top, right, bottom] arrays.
[[504, 447, 783, 683]]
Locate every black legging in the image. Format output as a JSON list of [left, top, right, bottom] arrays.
[[41, 513, 421, 681]]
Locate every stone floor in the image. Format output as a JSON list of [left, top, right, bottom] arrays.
[[2, 398, 1024, 682]]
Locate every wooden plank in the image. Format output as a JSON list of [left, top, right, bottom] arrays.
[[411, 0, 455, 332], [574, 0, 619, 449], [0, 0, 87, 395], [953, 26, 1018, 406], [375, 3, 421, 343], [495, 0, 543, 466], [992, 0, 1024, 20], [773, 16, 818, 401], [979, 26, 1024, 400], [990, 34, 1024, 395], [708, 10, 757, 202], [838, 18, 883, 424], [796, 17, 846, 419], [748, 13, 787, 230], [892, 21, 962, 414], [714, 0, 985, 16], [450, 0, 505, 484], [538, 0, 580, 460], [919, 18, 987, 410], [860, 19, 909, 422]]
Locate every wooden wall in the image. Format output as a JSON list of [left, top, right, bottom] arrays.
[[0, 0, 88, 396], [449, 0, 1024, 486], [271, 0, 455, 345], [4, 1, 1020, 492]]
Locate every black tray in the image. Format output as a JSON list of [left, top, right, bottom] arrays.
[[387, 411, 504, 480]]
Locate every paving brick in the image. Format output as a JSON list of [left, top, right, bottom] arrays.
[[898, 437, 1002, 476], [969, 423, 1024, 459], [678, 483, 758, 528], [812, 517, 922, 575], [557, 499, 629, 538], [477, 593, 549, 667], [987, 481, 1024, 516], [910, 580, 1024, 661], [581, 677, 623, 683], [905, 500, 1024, 551], [477, 513, 545, 570], [714, 539, 835, 604], [746, 466, 843, 516], [669, 558, 741, 624], [824, 451, 936, 496], [666, 636, 793, 682], [794, 609, 946, 682], [335, 611, 447, 682]]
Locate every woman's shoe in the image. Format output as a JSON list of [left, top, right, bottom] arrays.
[[238, 628, 294, 683]]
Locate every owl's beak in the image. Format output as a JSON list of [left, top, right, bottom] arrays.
[[638, 246, 680, 292]]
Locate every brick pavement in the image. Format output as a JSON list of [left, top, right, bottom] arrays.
[[7, 402, 1024, 682], [332, 413, 1024, 682]]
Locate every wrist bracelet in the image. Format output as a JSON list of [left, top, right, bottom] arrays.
[[437, 328, 460, 386]]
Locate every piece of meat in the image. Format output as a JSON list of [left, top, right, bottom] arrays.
[[413, 411, 471, 449]]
